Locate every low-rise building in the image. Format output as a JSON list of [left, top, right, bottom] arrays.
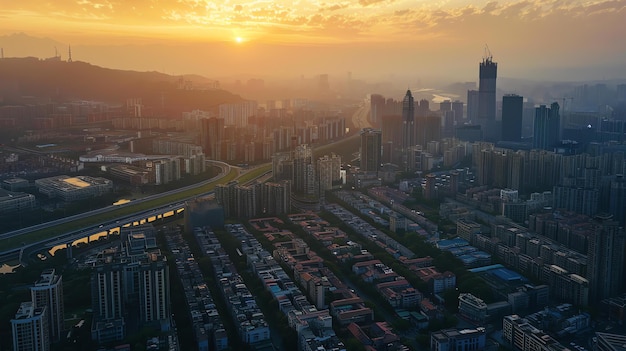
[[0, 189, 35, 213], [431, 327, 486, 351], [35, 175, 112, 201]]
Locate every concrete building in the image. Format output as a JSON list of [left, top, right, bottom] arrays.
[[360, 128, 382, 173], [11, 302, 49, 351], [587, 214, 625, 302], [478, 55, 498, 141], [317, 154, 341, 193], [35, 175, 112, 201], [594, 332, 626, 351], [0, 189, 35, 213], [91, 227, 171, 343], [431, 327, 486, 351], [458, 293, 487, 324], [502, 314, 569, 351], [30, 269, 64, 342], [502, 94, 524, 142]]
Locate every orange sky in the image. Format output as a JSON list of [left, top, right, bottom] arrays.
[[1, 0, 625, 82]]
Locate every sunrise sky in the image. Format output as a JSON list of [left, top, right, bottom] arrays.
[[0, 0, 624, 82]]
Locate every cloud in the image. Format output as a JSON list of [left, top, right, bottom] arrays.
[[358, 0, 389, 6]]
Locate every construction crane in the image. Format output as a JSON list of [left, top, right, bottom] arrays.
[[484, 44, 493, 61]]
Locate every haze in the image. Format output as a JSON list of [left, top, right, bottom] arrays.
[[0, 0, 625, 82]]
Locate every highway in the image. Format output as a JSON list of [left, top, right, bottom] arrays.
[[0, 160, 235, 263], [0, 160, 232, 242]]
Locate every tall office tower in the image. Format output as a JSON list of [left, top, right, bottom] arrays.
[[467, 90, 479, 123], [360, 128, 382, 173], [370, 94, 385, 125], [402, 90, 415, 150], [502, 94, 524, 142], [478, 55, 497, 141], [533, 102, 560, 150], [11, 302, 49, 351], [586, 214, 625, 302], [417, 99, 430, 116], [30, 269, 64, 342], [452, 100, 464, 124], [381, 114, 402, 154], [317, 154, 341, 192], [200, 117, 224, 160], [293, 144, 315, 195]]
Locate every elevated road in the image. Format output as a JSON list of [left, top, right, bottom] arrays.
[[0, 160, 239, 262], [0, 160, 231, 242]]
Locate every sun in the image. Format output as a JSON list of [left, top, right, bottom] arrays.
[[235, 37, 243, 43]]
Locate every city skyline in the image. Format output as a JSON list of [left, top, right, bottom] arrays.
[[0, 0, 625, 81]]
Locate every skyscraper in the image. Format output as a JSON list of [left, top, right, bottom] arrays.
[[478, 55, 497, 141], [11, 302, 49, 351], [402, 90, 415, 150], [467, 90, 479, 123], [30, 269, 64, 342], [452, 100, 464, 124], [502, 94, 524, 142], [360, 128, 382, 173], [533, 102, 560, 150], [370, 94, 385, 125], [586, 214, 625, 302]]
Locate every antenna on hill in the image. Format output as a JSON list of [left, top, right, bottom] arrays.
[[68, 45, 72, 62], [483, 44, 493, 61]]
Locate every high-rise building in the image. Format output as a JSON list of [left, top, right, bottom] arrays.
[[467, 90, 479, 123], [586, 214, 625, 302], [293, 144, 315, 195], [263, 181, 291, 215], [317, 154, 341, 192], [609, 174, 626, 225], [452, 100, 464, 124], [440, 100, 452, 113], [533, 103, 560, 150], [360, 128, 382, 173], [370, 94, 385, 125], [30, 269, 64, 342], [219, 101, 257, 127], [402, 90, 415, 150], [478, 55, 497, 141], [11, 302, 49, 351], [91, 227, 171, 343], [502, 94, 524, 142], [200, 117, 224, 160]]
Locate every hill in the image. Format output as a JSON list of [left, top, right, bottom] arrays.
[[0, 57, 243, 115]]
